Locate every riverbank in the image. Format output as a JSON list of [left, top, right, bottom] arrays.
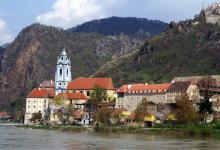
[[19, 122, 220, 138]]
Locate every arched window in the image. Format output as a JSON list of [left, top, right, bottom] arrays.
[[60, 68, 62, 75], [67, 69, 68, 75]]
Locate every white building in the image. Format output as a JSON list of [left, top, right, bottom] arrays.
[[55, 49, 72, 95], [116, 83, 171, 113], [24, 88, 54, 124]]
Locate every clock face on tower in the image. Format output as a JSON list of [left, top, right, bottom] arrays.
[[55, 49, 72, 95]]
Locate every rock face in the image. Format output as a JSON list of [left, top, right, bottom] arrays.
[[0, 16, 167, 111]]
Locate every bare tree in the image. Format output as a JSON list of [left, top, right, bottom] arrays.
[[197, 75, 216, 113]]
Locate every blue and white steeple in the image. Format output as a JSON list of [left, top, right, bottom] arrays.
[[55, 49, 72, 95]]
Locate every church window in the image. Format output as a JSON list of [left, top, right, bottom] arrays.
[[60, 69, 62, 75]]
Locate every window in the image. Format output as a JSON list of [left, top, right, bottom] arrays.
[[67, 69, 68, 75], [87, 91, 90, 96], [28, 105, 30, 108], [61, 57, 63, 60], [59, 83, 62, 86], [60, 69, 62, 75], [80, 91, 83, 93], [44, 99, 46, 103], [34, 105, 35, 108]]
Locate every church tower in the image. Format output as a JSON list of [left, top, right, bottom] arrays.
[[55, 49, 72, 95]]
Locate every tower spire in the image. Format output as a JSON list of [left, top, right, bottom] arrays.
[[55, 48, 72, 95]]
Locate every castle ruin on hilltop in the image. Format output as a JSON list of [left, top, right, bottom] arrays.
[[203, 2, 220, 24]]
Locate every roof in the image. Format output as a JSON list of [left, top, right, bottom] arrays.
[[172, 75, 220, 83], [117, 83, 171, 94], [40, 80, 55, 89], [57, 92, 88, 100], [73, 109, 85, 119], [210, 94, 220, 102], [27, 88, 55, 98], [168, 81, 191, 92], [0, 112, 8, 117], [67, 77, 115, 90]]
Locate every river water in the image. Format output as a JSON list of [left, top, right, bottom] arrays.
[[0, 126, 220, 150]]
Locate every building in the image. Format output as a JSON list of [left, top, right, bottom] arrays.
[[172, 75, 220, 99], [67, 77, 116, 101], [40, 80, 55, 90], [56, 92, 88, 109], [24, 88, 54, 124], [203, 2, 220, 24], [210, 94, 220, 112], [116, 83, 171, 112], [166, 81, 200, 104], [55, 49, 72, 95]]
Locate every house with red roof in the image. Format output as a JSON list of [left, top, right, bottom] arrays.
[[24, 88, 55, 124], [57, 92, 88, 109], [67, 77, 116, 101], [116, 83, 171, 113]]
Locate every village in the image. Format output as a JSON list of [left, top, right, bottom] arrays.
[[21, 49, 220, 128]]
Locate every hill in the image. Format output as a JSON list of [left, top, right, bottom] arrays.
[[69, 16, 167, 39], [0, 17, 167, 112], [94, 20, 220, 86]]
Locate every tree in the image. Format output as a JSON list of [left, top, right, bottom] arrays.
[[198, 75, 216, 113], [94, 107, 112, 125], [31, 111, 42, 123], [53, 96, 65, 105], [111, 108, 124, 125], [175, 94, 202, 124], [89, 85, 107, 104], [134, 98, 149, 127]]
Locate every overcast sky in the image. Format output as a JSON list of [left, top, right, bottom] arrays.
[[0, 0, 218, 45]]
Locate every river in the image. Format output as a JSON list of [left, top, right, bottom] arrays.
[[0, 126, 220, 150]]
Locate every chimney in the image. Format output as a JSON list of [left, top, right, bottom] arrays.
[[128, 85, 131, 89]]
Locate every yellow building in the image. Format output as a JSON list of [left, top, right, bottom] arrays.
[[67, 77, 116, 101]]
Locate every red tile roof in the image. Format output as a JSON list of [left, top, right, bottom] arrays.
[[27, 88, 55, 98], [67, 77, 115, 90], [0, 112, 8, 117], [57, 92, 88, 100], [117, 83, 171, 94]]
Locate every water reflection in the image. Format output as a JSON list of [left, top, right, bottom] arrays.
[[0, 126, 220, 150]]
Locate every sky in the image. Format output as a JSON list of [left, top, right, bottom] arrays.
[[0, 0, 218, 45]]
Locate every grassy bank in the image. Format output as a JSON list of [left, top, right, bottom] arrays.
[[18, 122, 220, 138], [20, 125, 87, 132]]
